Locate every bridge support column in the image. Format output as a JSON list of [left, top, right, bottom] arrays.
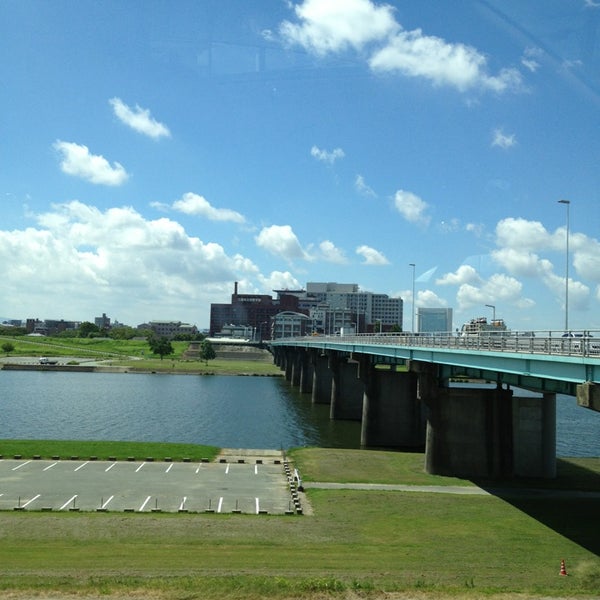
[[298, 350, 313, 394], [424, 384, 514, 479], [283, 349, 293, 382], [512, 393, 556, 478], [360, 363, 424, 448], [329, 355, 363, 420], [290, 349, 302, 387], [311, 353, 331, 405]]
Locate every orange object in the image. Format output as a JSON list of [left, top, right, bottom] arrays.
[[559, 559, 568, 576]]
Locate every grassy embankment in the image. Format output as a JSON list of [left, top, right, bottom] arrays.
[[0, 445, 599, 599], [0, 335, 282, 375]]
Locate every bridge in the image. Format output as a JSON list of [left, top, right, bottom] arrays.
[[270, 331, 600, 481]]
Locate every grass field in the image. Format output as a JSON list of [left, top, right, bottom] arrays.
[[0, 334, 283, 375], [0, 444, 598, 599]]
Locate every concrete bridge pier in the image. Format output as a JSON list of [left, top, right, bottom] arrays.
[[289, 349, 304, 387], [360, 361, 425, 448], [283, 348, 294, 382], [311, 352, 332, 405], [329, 355, 363, 420], [423, 383, 514, 479], [512, 392, 556, 478], [298, 350, 313, 394]]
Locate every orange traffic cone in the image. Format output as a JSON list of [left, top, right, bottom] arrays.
[[559, 559, 568, 576]]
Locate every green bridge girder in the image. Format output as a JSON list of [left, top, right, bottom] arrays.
[[271, 338, 600, 397]]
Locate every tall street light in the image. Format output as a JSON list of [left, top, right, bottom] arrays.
[[409, 263, 416, 333], [558, 199, 570, 331], [485, 304, 496, 322]]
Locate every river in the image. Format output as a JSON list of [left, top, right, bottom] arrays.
[[1, 371, 599, 456]]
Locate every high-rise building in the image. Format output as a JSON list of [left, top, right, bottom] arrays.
[[417, 307, 453, 333]]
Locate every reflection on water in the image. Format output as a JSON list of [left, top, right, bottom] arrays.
[[0, 371, 598, 456], [0, 371, 361, 450]]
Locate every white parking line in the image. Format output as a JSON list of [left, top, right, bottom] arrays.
[[225, 464, 230, 475], [179, 496, 187, 511], [43, 462, 58, 471], [12, 461, 31, 471], [60, 495, 78, 511], [74, 461, 89, 472], [135, 462, 146, 473], [105, 463, 116, 472], [139, 495, 152, 511], [254, 464, 258, 475], [255, 497, 260, 514], [21, 494, 41, 508], [100, 495, 114, 509], [165, 463, 174, 473], [217, 497, 223, 513], [195, 464, 202, 474]]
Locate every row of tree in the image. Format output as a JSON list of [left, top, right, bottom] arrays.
[[147, 336, 216, 365], [0, 322, 207, 341]]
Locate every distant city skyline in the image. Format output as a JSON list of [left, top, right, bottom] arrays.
[[2, 2, 599, 331]]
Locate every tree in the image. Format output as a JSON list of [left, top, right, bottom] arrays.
[[199, 339, 216, 366], [148, 336, 174, 360], [2, 341, 15, 356], [109, 326, 138, 340], [78, 321, 100, 338]]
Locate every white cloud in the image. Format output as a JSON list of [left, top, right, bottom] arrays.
[[521, 47, 543, 73], [356, 244, 389, 265], [393, 189, 431, 226], [109, 97, 171, 139], [495, 217, 551, 250], [53, 140, 128, 186], [280, 0, 521, 94], [0, 201, 260, 325], [437, 265, 481, 286], [492, 128, 517, 149], [417, 289, 447, 308], [491, 217, 596, 313], [355, 174, 377, 197], [255, 224, 308, 261], [455, 273, 534, 310], [310, 145, 345, 164], [172, 192, 245, 223], [466, 222, 485, 237], [571, 231, 600, 281], [369, 30, 522, 93], [492, 247, 554, 278], [257, 270, 302, 292], [280, 0, 398, 55], [318, 240, 348, 264]]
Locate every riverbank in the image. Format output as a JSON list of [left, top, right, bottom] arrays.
[[0, 356, 283, 376], [0, 445, 598, 599]]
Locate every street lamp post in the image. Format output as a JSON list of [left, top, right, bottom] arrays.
[[558, 199, 570, 331], [409, 263, 416, 333], [485, 304, 496, 322]]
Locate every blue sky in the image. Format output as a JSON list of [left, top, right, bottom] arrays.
[[2, 0, 599, 332]]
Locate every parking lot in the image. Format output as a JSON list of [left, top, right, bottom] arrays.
[[0, 452, 300, 515]]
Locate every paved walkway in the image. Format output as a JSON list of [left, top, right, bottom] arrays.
[[305, 481, 600, 498]]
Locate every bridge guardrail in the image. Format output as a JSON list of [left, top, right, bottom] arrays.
[[272, 330, 600, 358]]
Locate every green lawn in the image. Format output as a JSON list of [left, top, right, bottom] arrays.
[[0, 439, 220, 462], [0, 334, 283, 375], [0, 444, 598, 598]]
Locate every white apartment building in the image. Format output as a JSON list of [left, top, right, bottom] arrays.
[[305, 282, 403, 331]]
